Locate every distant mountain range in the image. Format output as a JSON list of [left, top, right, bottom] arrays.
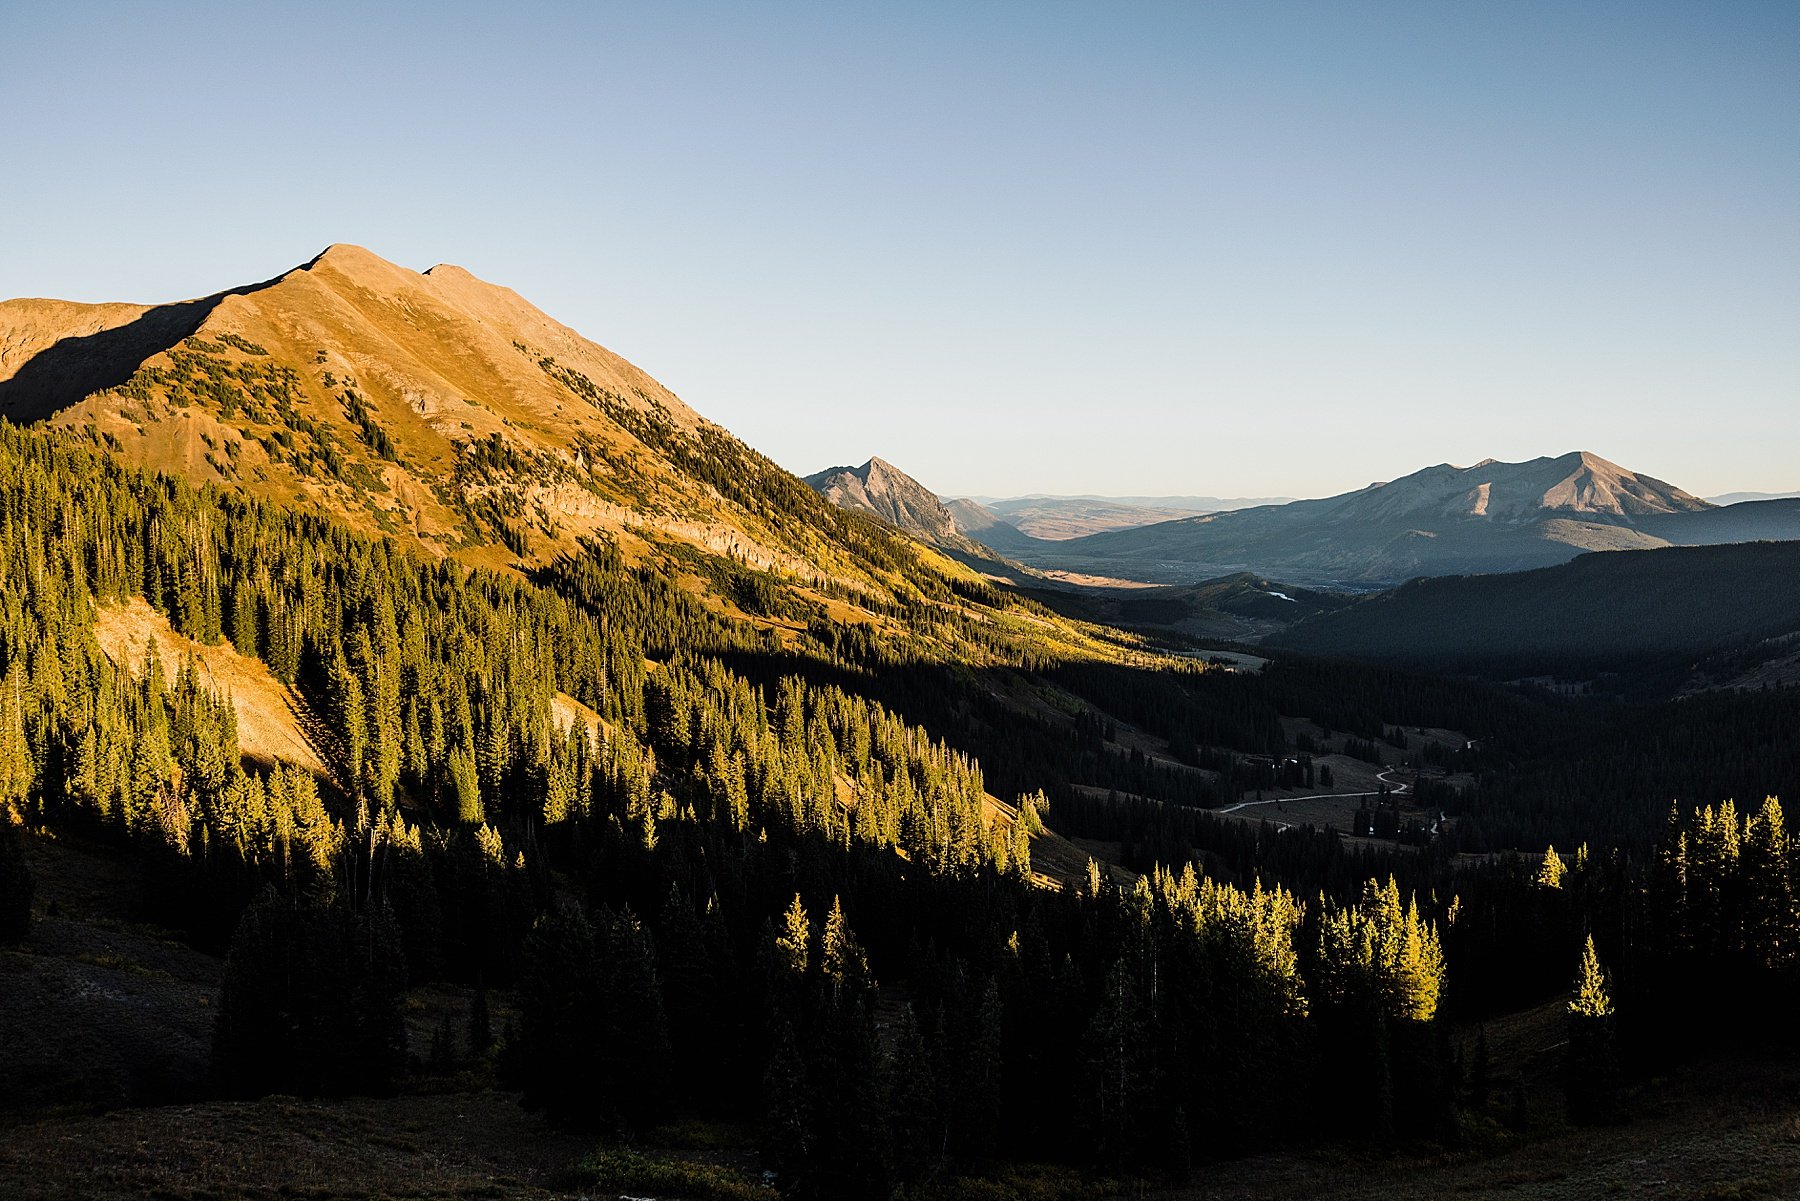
[[806, 451, 1800, 588], [805, 464, 1297, 553], [1014, 452, 1800, 584], [1708, 490, 1800, 506]]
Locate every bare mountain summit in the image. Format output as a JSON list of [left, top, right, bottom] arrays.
[[802, 457, 1038, 565], [805, 457, 961, 543]]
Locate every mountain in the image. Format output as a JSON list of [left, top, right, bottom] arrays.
[[0, 246, 1033, 614], [803, 457, 1049, 570], [3, 245, 708, 563], [1012, 452, 1796, 585], [9, 247, 1800, 1201], [963, 494, 1296, 539], [976, 496, 1213, 540], [1267, 540, 1800, 693], [804, 456, 961, 544]]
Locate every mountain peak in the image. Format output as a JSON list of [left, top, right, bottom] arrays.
[[1557, 449, 1625, 473], [302, 243, 406, 274], [807, 456, 964, 545], [1355, 452, 1709, 523]]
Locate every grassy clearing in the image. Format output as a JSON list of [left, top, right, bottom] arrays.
[[565, 1146, 777, 1201]]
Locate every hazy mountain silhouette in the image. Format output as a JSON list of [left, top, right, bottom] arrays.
[[1010, 453, 1796, 584]]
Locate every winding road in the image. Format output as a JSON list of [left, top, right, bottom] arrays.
[[1217, 768, 1411, 816]]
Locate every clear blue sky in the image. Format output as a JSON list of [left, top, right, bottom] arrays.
[[5, 1, 1796, 498]]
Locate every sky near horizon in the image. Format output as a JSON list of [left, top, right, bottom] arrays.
[[4, 2, 1796, 499]]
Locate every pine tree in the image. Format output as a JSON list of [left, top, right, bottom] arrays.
[[596, 907, 674, 1126], [1536, 845, 1566, 889], [1741, 797, 1794, 975], [886, 1005, 941, 1184], [1469, 1026, 1492, 1109], [775, 893, 811, 978], [950, 977, 1003, 1163], [819, 896, 867, 1001], [1084, 958, 1145, 1167], [448, 745, 483, 825], [762, 1015, 812, 1187], [516, 897, 601, 1122], [0, 666, 32, 825], [212, 891, 407, 1099], [1565, 935, 1620, 1124]]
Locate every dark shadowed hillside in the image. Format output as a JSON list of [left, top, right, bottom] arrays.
[[1268, 540, 1800, 687]]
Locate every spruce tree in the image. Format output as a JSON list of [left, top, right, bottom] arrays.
[[886, 1005, 941, 1185], [1536, 845, 1566, 889], [1565, 935, 1620, 1124], [761, 1015, 812, 1188]]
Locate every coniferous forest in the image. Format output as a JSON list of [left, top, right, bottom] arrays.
[[0, 398, 1795, 1199]]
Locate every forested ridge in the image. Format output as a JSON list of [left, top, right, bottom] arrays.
[[1268, 540, 1800, 688], [1, 411, 1796, 1197]]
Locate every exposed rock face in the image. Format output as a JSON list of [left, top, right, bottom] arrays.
[[805, 457, 961, 543]]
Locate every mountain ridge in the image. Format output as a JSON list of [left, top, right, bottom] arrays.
[[1009, 451, 1789, 584]]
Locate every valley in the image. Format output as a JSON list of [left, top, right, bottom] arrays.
[[1, 247, 1797, 1201]]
